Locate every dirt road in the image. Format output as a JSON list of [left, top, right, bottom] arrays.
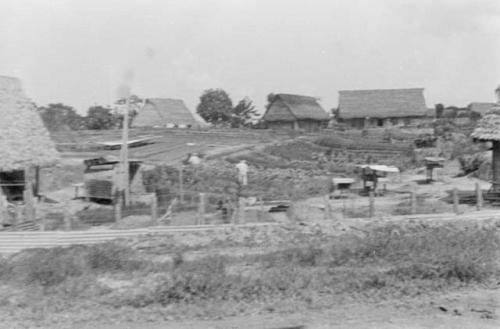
[[68, 288, 499, 329]]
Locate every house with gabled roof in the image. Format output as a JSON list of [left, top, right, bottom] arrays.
[[262, 93, 330, 132], [337, 88, 430, 129], [132, 98, 208, 128]]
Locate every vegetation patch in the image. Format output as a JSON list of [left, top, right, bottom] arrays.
[[0, 222, 497, 319]]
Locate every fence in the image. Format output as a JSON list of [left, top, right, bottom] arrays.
[[0, 189, 275, 231], [325, 181, 486, 219], [0, 222, 279, 254]]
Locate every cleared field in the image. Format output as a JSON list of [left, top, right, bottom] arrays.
[[51, 128, 276, 164]]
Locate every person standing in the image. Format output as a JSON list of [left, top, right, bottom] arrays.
[[235, 160, 248, 186]]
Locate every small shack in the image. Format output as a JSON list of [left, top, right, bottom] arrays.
[[329, 177, 355, 198], [262, 94, 330, 132], [471, 86, 500, 194], [0, 76, 58, 203], [424, 157, 445, 183], [83, 156, 146, 202]]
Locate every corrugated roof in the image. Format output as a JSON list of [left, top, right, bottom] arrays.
[[471, 104, 500, 141], [0, 76, 59, 171], [468, 102, 495, 116], [132, 98, 207, 128], [262, 93, 329, 122], [338, 88, 428, 119]]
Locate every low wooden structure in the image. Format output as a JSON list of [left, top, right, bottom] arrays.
[[329, 177, 355, 198], [83, 156, 145, 202], [424, 157, 445, 183]]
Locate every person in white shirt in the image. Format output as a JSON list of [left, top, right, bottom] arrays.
[[188, 153, 201, 166], [235, 160, 248, 186]]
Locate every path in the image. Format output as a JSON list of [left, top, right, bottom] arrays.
[[68, 288, 499, 329]]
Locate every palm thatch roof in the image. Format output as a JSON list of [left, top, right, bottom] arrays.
[[132, 98, 207, 128], [471, 104, 500, 141], [468, 102, 495, 116], [0, 76, 59, 171], [262, 94, 329, 122], [338, 88, 428, 119]]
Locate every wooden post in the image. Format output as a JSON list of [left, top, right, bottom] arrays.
[[198, 193, 205, 225], [115, 194, 122, 222], [15, 204, 22, 224], [63, 203, 72, 231], [410, 185, 417, 215], [0, 192, 7, 225], [34, 166, 40, 197], [120, 96, 130, 206], [323, 194, 330, 219], [453, 188, 459, 215], [179, 166, 184, 204], [476, 182, 483, 211], [23, 188, 35, 222], [258, 196, 264, 221], [238, 197, 245, 224], [151, 194, 158, 223], [342, 197, 346, 219], [368, 191, 374, 218]]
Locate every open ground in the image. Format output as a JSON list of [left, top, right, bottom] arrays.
[[0, 125, 499, 328]]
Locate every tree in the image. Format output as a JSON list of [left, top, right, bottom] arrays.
[[196, 89, 233, 126], [231, 97, 258, 128], [85, 106, 116, 130], [37, 103, 85, 131], [435, 104, 444, 118]]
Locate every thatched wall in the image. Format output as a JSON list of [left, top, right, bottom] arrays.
[[0, 76, 59, 171], [471, 105, 500, 141]]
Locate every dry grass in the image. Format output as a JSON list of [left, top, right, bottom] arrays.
[[0, 221, 497, 323]]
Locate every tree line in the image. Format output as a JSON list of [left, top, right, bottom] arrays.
[[38, 89, 263, 131]]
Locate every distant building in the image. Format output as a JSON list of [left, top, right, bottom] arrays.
[[132, 98, 208, 128], [337, 88, 430, 129], [438, 106, 474, 125], [262, 94, 329, 132], [468, 102, 495, 117]]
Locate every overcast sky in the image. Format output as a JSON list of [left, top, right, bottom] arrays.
[[1, 0, 499, 114]]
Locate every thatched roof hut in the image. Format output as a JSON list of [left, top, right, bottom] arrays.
[[262, 94, 329, 131], [132, 98, 207, 128], [338, 88, 428, 119], [471, 86, 500, 192], [0, 76, 58, 172]]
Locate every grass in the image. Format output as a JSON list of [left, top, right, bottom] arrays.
[[0, 221, 497, 323]]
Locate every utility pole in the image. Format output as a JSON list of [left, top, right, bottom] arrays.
[[120, 96, 130, 206]]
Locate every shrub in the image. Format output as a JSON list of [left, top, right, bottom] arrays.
[[20, 247, 86, 287], [86, 243, 144, 272]]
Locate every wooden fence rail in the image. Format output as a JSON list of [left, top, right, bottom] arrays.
[[0, 222, 278, 254]]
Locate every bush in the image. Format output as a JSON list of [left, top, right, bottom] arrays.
[[86, 243, 144, 272], [20, 247, 87, 287]]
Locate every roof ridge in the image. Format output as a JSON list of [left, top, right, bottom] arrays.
[[339, 88, 424, 93]]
